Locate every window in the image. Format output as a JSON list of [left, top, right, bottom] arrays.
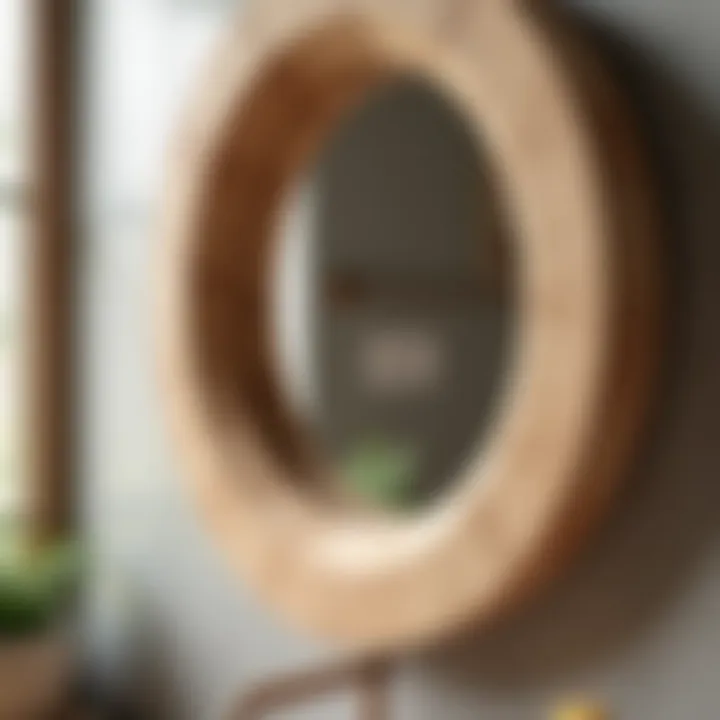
[[0, 0, 75, 540], [0, 0, 30, 529]]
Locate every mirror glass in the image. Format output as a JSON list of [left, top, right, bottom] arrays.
[[272, 77, 514, 514]]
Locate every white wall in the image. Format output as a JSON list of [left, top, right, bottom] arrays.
[[80, 2, 339, 717]]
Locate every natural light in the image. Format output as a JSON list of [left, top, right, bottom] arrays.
[[0, 0, 29, 522]]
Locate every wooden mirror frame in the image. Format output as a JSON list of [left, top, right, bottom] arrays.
[[157, 0, 661, 651]]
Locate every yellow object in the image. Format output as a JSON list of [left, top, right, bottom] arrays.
[[551, 699, 609, 720]]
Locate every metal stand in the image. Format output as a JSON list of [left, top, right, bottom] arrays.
[[230, 656, 393, 719]]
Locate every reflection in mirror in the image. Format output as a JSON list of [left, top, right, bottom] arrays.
[[272, 77, 514, 514]]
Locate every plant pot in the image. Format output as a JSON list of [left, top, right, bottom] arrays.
[[0, 631, 72, 719]]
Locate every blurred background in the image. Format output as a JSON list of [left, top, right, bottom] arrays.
[[1, 0, 720, 718]]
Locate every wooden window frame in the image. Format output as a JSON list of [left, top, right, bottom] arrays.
[[29, 0, 78, 540]]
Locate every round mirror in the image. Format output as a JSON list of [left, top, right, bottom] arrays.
[[157, 0, 661, 650]]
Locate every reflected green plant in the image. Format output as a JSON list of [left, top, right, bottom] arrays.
[[342, 437, 421, 511]]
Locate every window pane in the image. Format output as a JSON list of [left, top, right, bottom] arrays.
[[0, 0, 29, 528], [0, 0, 30, 183], [0, 210, 26, 523]]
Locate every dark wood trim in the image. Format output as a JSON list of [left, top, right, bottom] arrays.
[[29, 0, 78, 540]]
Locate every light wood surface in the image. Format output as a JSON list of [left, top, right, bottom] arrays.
[[156, 0, 662, 651]]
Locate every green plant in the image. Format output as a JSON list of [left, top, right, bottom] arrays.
[[0, 538, 81, 639]]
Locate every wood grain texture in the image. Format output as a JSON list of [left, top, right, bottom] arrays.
[[156, 0, 662, 651]]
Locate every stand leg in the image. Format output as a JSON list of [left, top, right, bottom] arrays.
[[231, 656, 393, 720]]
